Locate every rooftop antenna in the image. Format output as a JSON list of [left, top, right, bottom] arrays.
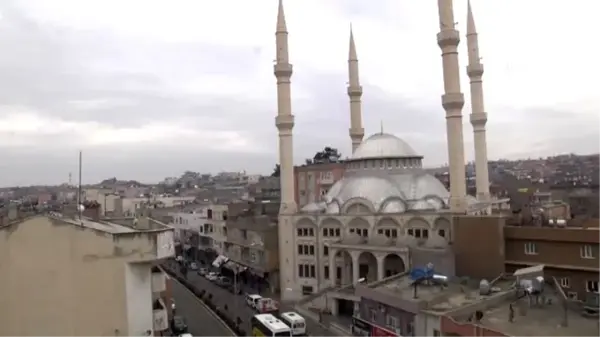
[[380, 120, 384, 134]]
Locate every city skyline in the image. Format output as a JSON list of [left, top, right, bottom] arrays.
[[0, 0, 598, 186]]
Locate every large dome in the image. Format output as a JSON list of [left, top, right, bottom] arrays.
[[351, 133, 419, 160]]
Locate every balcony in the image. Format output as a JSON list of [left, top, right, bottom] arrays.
[[151, 267, 167, 293], [152, 298, 169, 332]]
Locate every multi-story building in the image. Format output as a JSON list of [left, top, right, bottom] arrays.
[[248, 177, 281, 203], [224, 201, 281, 292], [294, 162, 345, 208], [0, 205, 175, 336], [171, 204, 228, 262], [345, 216, 599, 337], [84, 188, 196, 216]]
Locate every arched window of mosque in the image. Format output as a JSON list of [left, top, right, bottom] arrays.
[[363, 161, 368, 168], [386, 159, 392, 168], [395, 159, 400, 167], [369, 160, 375, 168], [379, 160, 384, 168], [407, 228, 429, 238]]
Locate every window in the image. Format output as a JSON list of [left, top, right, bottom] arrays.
[[309, 228, 314, 236], [297, 228, 302, 236], [323, 228, 328, 236], [223, 211, 228, 220], [586, 280, 599, 293], [433, 329, 441, 337], [323, 246, 329, 256], [297, 245, 315, 256], [350, 228, 355, 233], [385, 315, 399, 329], [408, 228, 428, 239], [581, 245, 594, 259], [524, 242, 538, 255], [369, 308, 377, 321], [298, 264, 316, 278], [241, 229, 247, 239], [207, 209, 213, 219], [324, 266, 330, 279], [301, 286, 314, 295], [335, 228, 341, 236], [560, 277, 570, 288], [438, 229, 446, 238]]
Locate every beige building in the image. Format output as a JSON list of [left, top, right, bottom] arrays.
[[0, 206, 175, 336], [84, 188, 195, 217], [224, 201, 281, 291]]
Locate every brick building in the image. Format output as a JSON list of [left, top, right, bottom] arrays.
[[294, 162, 345, 208]]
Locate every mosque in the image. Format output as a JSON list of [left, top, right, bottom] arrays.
[[272, 0, 509, 304]]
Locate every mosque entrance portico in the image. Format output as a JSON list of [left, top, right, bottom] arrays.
[[327, 244, 409, 286]]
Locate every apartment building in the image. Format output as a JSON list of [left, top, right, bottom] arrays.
[[84, 188, 196, 216], [224, 201, 280, 292], [294, 162, 345, 208], [171, 204, 228, 261], [0, 205, 175, 336]]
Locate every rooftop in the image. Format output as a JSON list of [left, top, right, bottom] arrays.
[[470, 294, 600, 336], [376, 273, 514, 310]]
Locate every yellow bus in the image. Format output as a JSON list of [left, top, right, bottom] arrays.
[[251, 314, 292, 337]]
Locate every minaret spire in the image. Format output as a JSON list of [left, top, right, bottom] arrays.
[[436, 0, 468, 213], [347, 25, 364, 153], [274, 0, 295, 213], [274, 0, 298, 301], [466, 0, 491, 206]]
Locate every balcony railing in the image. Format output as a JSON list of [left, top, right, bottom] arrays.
[[151, 267, 167, 293]]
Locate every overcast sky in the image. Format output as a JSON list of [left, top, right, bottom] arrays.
[[0, 0, 597, 186]]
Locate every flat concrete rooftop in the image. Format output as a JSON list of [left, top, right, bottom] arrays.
[[474, 295, 599, 336], [378, 273, 513, 312]]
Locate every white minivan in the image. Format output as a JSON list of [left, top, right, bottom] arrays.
[[245, 294, 263, 309], [280, 311, 306, 336]]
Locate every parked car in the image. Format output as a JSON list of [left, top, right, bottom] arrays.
[[216, 276, 232, 288], [170, 316, 188, 335], [245, 294, 263, 309], [206, 272, 219, 281], [197, 267, 208, 276]]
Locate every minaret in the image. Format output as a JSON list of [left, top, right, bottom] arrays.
[[466, 1, 490, 204], [436, 0, 468, 212], [347, 26, 364, 153], [274, 0, 296, 214], [274, 0, 298, 301]]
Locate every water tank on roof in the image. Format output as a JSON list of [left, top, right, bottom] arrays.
[[480, 279, 491, 295]]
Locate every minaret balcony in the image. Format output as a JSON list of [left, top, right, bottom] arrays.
[[441, 93, 465, 112], [347, 85, 363, 97], [437, 29, 460, 49], [276, 115, 295, 130], [467, 63, 484, 77], [470, 112, 488, 125], [274, 63, 293, 78]]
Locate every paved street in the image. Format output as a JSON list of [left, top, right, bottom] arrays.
[[171, 276, 235, 336], [166, 260, 340, 336]]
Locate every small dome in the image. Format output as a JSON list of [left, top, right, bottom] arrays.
[[351, 133, 419, 160]]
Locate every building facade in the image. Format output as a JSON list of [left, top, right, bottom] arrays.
[[294, 162, 345, 208], [170, 204, 228, 261], [224, 201, 281, 292], [0, 207, 175, 336]]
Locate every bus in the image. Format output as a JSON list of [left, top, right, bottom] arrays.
[[251, 314, 292, 337], [279, 312, 306, 336]]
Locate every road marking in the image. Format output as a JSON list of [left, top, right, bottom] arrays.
[[171, 275, 237, 336]]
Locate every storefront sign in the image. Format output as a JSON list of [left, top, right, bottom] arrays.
[[371, 325, 397, 336], [352, 317, 371, 336]]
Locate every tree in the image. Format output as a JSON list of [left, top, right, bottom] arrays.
[[306, 146, 342, 165], [271, 164, 280, 177]]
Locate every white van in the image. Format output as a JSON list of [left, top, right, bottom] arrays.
[[246, 294, 263, 309], [280, 311, 306, 336]]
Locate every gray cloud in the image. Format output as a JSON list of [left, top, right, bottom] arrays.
[[0, 0, 597, 187]]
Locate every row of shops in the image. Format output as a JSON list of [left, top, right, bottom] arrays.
[[175, 241, 274, 294]]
